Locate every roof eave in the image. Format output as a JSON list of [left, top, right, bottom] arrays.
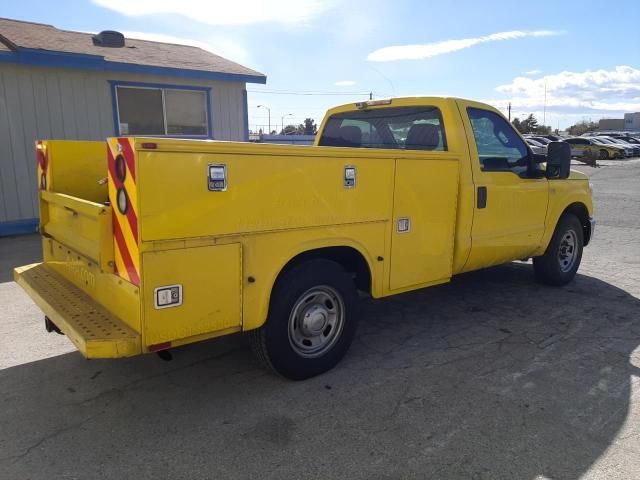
[[0, 48, 267, 84]]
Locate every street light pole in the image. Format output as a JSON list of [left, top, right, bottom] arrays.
[[257, 104, 271, 133], [281, 113, 293, 133]]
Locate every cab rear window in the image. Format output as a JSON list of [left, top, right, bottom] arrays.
[[318, 106, 447, 151]]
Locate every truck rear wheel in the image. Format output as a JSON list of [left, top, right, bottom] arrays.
[[251, 259, 360, 380], [533, 213, 584, 286]]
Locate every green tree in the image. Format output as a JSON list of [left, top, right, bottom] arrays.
[[303, 118, 317, 135], [281, 124, 304, 135], [516, 113, 552, 134], [567, 120, 599, 136], [511, 117, 524, 133], [521, 113, 539, 133]]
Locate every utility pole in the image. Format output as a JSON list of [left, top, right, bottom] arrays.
[[257, 105, 271, 134], [508, 102, 511, 121]]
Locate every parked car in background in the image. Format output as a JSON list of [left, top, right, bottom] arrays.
[[592, 137, 634, 157], [600, 137, 640, 156], [525, 138, 548, 155], [610, 135, 640, 145], [565, 137, 624, 160], [525, 135, 553, 145], [539, 134, 564, 142]]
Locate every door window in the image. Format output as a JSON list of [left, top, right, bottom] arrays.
[[467, 108, 529, 175]]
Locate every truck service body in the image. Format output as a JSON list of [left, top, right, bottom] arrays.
[[15, 97, 594, 379]]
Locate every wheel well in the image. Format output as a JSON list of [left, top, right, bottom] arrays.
[[276, 246, 372, 294], [562, 202, 591, 245]]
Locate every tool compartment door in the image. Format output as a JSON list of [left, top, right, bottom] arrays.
[[389, 158, 459, 291], [142, 243, 242, 346]]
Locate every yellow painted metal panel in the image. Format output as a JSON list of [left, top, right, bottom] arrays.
[[46, 140, 108, 203], [239, 221, 387, 331], [41, 191, 114, 272], [388, 159, 459, 291], [14, 263, 141, 358], [141, 243, 242, 345], [43, 238, 140, 333], [136, 148, 396, 242], [531, 172, 593, 257]]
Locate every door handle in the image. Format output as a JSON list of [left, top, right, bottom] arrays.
[[477, 186, 487, 209]]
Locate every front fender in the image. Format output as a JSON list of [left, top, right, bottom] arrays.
[[532, 173, 593, 256]]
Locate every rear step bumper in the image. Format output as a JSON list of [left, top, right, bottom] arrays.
[[14, 263, 141, 358]]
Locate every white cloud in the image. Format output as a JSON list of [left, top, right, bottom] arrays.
[[493, 65, 640, 113], [367, 30, 561, 62], [524, 69, 542, 75], [122, 31, 251, 65], [335, 80, 356, 86], [93, 0, 334, 26]]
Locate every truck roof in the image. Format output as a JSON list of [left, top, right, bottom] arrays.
[[324, 96, 491, 117]]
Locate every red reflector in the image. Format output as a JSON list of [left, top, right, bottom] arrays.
[[141, 142, 158, 149], [149, 342, 171, 352]]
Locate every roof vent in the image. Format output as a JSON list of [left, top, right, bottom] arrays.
[[92, 30, 125, 48]]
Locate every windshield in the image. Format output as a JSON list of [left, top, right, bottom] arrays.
[[319, 106, 447, 151]]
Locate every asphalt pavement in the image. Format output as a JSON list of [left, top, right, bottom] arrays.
[[1, 159, 639, 479]]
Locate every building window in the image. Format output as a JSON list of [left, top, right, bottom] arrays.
[[112, 82, 211, 137]]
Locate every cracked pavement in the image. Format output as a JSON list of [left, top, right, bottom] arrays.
[[1, 159, 639, 479]]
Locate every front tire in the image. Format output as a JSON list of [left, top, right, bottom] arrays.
[[533, 214, 584, 286], [251, 259, 360, 380]]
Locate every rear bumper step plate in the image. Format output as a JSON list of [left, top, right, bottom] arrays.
[[14, 263, 141, 358]]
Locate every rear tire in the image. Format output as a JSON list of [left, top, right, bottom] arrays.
[[251, 259, 360, 380], [533, 214, 584, 286], [599, 149, 609, 160]]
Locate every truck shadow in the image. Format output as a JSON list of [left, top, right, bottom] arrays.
[[1, 263, 639, 479]]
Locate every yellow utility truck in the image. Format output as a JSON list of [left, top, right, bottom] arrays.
[[15, 97, 594, 380]]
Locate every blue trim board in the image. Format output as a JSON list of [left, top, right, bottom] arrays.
[[242, 89, 249, 141], [0, 218, 38, 236], [206, 88, 214, 140], [0, 48, 267, 84], [109, 80, 214, 139]]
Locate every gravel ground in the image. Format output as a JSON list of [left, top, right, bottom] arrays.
[[0, 159, 639, 480]]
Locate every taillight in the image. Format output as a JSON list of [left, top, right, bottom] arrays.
[[115, 155, 126, 181]]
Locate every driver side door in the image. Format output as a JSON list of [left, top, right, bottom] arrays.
[[457, 100, 549, 272]]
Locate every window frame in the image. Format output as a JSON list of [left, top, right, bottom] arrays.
[[109, 80, 213, 139]]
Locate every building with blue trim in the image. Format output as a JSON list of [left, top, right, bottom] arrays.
[[0, 17, 266, 236]]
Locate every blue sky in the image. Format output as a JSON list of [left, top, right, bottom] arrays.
[[3, 0, 640, 131]]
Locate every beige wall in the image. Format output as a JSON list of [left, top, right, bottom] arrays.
[[0, 63, 247, 223]]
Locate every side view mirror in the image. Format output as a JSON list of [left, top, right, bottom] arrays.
[[546, 141, 571, 179]]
